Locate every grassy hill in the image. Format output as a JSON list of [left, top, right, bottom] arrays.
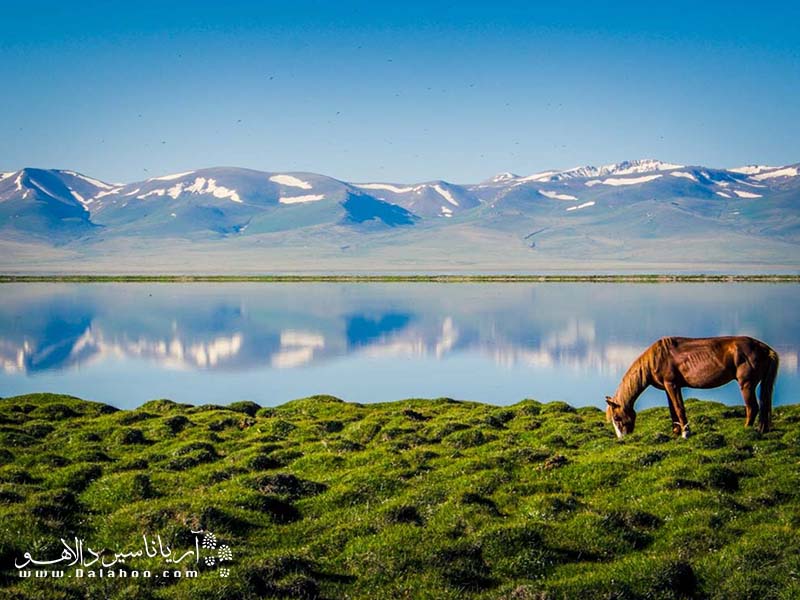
[[1, 393, 799, 599]]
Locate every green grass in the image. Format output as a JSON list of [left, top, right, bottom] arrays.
[[1, 393, 799, 599]]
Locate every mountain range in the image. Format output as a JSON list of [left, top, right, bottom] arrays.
[[1, 159, 798, 272]]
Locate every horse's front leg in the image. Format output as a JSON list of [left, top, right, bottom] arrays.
[[665, 382, 690, 438], [667, 397, 681, 435]]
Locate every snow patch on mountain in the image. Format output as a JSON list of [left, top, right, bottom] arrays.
[[738, 180, 767, 188], [205, 179, 242, 203], [729, 165, 776, 175], [168, 183, 183, 199], [523, 160, 682, 183], [490, 172, 518, 183], [716, 191, 732, 198], [605, 160, 682, 176], [539, 190, 578, 201], [670, 171, 698, 182], [149, 171, 195, 182], [63, 171, 116, 190], [516, 170, 559, 183], [28, 177, 63, 201], [354, 183, 415, 193], [270, 174, 313, 189], [585, 174, 663, 187], [566, 201, 595, 211], [432, 184, 459, 206], [93, 188, 124, 200], [752, 166, 798, 180], [733, 190, 763, 198], [0, 172, 17, 182], [137, 189, 167, 199], [152, 178, 242, 203], [279, 194, 325, 204]]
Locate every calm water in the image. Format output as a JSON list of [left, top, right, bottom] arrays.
[[0, 283, 797, 410]]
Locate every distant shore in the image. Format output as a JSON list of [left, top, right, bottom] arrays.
[[2, 274, 799, 283]]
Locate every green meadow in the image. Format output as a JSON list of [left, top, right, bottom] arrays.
[[1, 393, 799, 599]]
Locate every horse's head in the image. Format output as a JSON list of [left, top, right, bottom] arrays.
[[606, 396, 636, 438]]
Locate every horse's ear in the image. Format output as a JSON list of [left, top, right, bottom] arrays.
[[606, 396, 620, 408]]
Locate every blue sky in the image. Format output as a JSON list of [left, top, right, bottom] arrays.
[[1, 1, 799, 184]]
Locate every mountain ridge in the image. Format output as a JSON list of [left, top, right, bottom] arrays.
[[1, 159, 798, 272], [6, 157, 797, 188]]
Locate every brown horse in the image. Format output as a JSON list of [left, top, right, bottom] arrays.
[[605, 336, 779, 439]]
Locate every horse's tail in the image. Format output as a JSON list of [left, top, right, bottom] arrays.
[[758, 347, 779, 433]]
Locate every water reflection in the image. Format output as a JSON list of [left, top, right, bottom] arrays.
[[1, 283, 797, 407]]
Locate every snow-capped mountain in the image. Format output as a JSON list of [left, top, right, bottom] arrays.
[[486, 172, 519, 184], [1, 167, 418, 238], [472, 159, 800, 220], [482, 159, 684, 185], [730, 165, 800, 180], [0, 168, 98, 240], [351, 180, 480, 218], [1, 159, 798, 271]]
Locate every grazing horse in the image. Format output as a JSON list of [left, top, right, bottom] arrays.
[[605, 336, 779, 439]]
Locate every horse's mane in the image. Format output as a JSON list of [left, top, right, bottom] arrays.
[[617, 338, 671, 407]]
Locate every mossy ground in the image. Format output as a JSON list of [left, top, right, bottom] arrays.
[[1, 393, 799, 599]]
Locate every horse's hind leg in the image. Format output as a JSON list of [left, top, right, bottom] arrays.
[[740, 382, 758, 428]]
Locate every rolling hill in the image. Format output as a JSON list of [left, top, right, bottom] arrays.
[[1, 159, 798, 272]]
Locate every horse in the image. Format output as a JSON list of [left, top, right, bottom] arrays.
[[605, 336, 779, 439]]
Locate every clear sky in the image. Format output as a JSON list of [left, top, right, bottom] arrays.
[[1, 0, 799, 184]]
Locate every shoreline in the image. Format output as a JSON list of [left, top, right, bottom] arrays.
[[3, 393, 797, 413], [2, 273, 799, 283]]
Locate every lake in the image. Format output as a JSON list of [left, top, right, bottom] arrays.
[[0, 282, 797, 410]]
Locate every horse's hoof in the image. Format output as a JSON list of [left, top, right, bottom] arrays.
[[681, 425, 691, 439]]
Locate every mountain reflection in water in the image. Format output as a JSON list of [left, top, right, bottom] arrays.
[[1, 283, 797, 408]]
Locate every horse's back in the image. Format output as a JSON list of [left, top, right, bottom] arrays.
[[661, 335, 771, 354], [655, 335, 775, 388]]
